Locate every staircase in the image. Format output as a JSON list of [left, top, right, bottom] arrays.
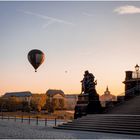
[[55, 95, 140, 135], [55, 114, 140, 135], [107, 95, 140, 114]]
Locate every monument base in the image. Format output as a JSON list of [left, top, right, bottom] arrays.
[[74, 93, 102, 119]]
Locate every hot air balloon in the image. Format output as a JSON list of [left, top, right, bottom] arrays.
[[27, 49, 45, 72]]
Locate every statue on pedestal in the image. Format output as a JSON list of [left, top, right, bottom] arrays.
[[74, 70, 102, 119]]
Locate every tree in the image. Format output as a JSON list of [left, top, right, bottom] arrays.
[[7, 97, 22, 111], [22, 101, 31, 112], [0, 97, 7, 111], [59, 99, 65, 110], [0, 97, 22, 112], [30, 94, 47, 112], [46, 97, 58, 113]]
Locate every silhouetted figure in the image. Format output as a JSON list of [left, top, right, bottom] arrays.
[[81, 70, 97, 94], [74, 70, 102, 119]]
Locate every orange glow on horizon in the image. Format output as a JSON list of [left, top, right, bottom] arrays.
[[1, 83, 124, 97]]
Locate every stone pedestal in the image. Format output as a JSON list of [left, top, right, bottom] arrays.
[[74, 70, 102, 119], [74, 94, 88, 119], [74, 91, 102, 119]]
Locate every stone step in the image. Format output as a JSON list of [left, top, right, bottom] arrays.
[[76, 118, 140, 121], [57, 125, 140, 131], [84, 114, 140, 118], [77, 120, 140, 123], [81, 116, 140, 119], [65, 121, 140, 126], [62, 123, 140, 129], [73, 118, 140, 123], [80, 116, 140, 119], [55, 126, 140, 135], [77, 119, 140, 123], [75, 120, 140, 124], [77, 117, 140, 122]]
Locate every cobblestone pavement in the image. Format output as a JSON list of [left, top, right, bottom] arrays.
[[0, 119, 140, 139]]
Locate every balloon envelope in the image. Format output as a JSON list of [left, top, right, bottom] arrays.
[[27, 49, 45, 72]]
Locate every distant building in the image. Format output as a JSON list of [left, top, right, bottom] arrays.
[[65, 94, 78, 110], [46, 90, 78, 110], [123, 64, 140, 98], [46, 89, 66, 110], [100, 86, 116, 107], [3, 91, 32, 103], [46, 89, 65, 97]]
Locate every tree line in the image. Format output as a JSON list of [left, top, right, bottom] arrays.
[[0, 94, 66, 113]]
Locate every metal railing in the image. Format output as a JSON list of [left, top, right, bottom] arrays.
[[0, 114, 68, 127]]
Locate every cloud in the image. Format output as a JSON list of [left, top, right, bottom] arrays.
[[83, 12, 94, 17], [114, 5, 140, 15], [20, 10, 75, 28], [42, 20, 55, 29]]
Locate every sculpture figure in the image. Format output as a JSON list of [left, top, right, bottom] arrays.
[[81, 70, 97, 94], [74, 70, 102, 119]]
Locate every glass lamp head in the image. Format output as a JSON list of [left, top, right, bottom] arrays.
[[135, 64, 139, 72]]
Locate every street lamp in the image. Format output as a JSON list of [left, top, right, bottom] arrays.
[[135, 64, 139, 93], [135, 64, 139, 78]]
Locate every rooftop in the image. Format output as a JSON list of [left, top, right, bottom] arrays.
[[46, 89, 65, 97], [3, 91, 32, 97]]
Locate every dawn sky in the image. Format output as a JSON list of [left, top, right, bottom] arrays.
[[1, 1, 140, 96]]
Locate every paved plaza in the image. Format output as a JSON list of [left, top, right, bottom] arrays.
[[0, 119, 140, 139]]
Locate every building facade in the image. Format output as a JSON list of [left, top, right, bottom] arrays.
[[65, 94, 78, 110], [46, 89, 66, 110], [100, 86, 116, 107], [123, 65, 140, 98], [3, 91, 32, 103]]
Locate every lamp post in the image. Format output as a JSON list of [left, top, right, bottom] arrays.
[[135, 64, 139, 92], [135, 64, 139, 76]]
